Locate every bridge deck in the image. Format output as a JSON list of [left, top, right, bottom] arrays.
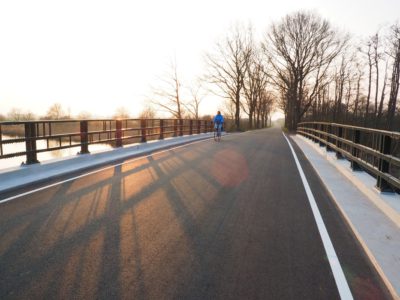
[[0, 128, 392, 299]]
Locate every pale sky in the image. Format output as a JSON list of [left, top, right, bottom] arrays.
[[0, 0, 399, 118]]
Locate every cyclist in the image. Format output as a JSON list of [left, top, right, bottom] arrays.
[[213, 111, 224, 140]]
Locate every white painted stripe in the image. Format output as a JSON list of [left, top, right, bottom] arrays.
[[283, 133, 353, 300], [0, 137, 214, 204]]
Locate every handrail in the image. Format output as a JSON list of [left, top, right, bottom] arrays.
[[297, 122, 400, 192], [0, 118, 213, 164], [299, 121, 400, 138]]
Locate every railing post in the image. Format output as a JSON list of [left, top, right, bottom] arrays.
[[0, 124, 3, 157], [25, 122, 39, 164], [141, 119, 147, 143], [351, 129, 362, 171], [189, 120, 193, 135], [115, 120, 123, 147], [179, 119, 183, 136], [313, 123, 317, 143], [174, 119, 178, 137], [377, 134, 393, 192], [159, 119, 164, 140], [319, 124, 324, 147], [326, 124, 333, 152], [336, 126, 343, 159], [197, 120, 201, 134], [79, 120, 90, 154]]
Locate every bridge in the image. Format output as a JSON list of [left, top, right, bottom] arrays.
[[0, 121, 399, 299]]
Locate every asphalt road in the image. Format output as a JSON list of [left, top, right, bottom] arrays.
[[0, 128, 391, 299]]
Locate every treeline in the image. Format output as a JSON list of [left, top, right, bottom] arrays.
[[259, 11, 400, 131], [203, 26, 274, 131], [303, 23, 400, 131], [145, 27, 275, 131], [0, 103, 157, 122], [1, 104, 80, 122], [205, 11, 399, 132]]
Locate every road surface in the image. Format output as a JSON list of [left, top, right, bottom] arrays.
[[0, 128, 391, 299]]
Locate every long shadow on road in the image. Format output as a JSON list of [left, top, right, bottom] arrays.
[[0, 135, 237, 299]]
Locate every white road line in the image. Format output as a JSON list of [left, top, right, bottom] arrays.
[[0, 137, 213, 204], [283, 133, 353, 300]]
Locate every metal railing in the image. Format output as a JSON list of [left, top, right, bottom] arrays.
[[297, 122, 400, 192], [0, 118, 213, 165]]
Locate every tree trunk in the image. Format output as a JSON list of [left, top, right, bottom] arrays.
[[248, 110, 253, 130], [374, 35, 380, 119], [365, 51, 373, 126], [387, 50, 400, 130], [377, 60, 389, 128], [235, 91, 241, 130], [353, 73, 361, 121]]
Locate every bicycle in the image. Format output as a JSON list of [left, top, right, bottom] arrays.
[[214, 123, 222, 142]]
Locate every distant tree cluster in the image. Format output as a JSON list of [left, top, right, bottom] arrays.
[[145, 13, 400, 131], [113, 106, 131, 119], [255, 11, 400, 131], [2, 103, 71, 121], [2, 104, 133, 121], [5, 108, 37, 121], [138, 105, 157, 119], [147, 34, 275, 129], [205, 24, 274, 130], [203, 11, 400, 132], [298, 20, 400, 132], [42, 103, 71, 120]]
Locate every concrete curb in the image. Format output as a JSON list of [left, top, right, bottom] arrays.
[[293, 134, 400, 299], [0, 133, 219, 195], [324, 184, 400, 300], [295, 135, 400, 228]]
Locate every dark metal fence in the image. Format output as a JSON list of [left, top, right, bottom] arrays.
[[0, 119, 213, 165], [297, 122, 400, 192]]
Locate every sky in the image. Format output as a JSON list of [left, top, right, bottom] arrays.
[[0, 0, 399, 119]]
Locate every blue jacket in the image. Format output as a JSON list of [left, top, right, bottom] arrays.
[[213, 114, 224, 124]]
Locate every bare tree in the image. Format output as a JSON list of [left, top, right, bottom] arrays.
[[263, 11, 347, 130], [8, 108, 36, 121], [7, 108, 23, 121], [150, 59, 184, 119], [220, 98, 236, 121], [44, 103, 66, 120], [339, 51, 360, 122], [113, 106, 130, 119], [332, 55, 347, 122], [183, 82, 205, 119], [77, 111, 92, 119], [376, 59, 389, 127], [24, 111, 37, 121], [387, 24, 400, 130], [258, 91, 274, 128], [138, 105, 157, 119], [362, 39, 374, 125], [353, 62, 364, 121], [205, 24, 252, 130], [344, 69, 356, 122], [243, 49, 270, 129], [372, 33, 381, 118]]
